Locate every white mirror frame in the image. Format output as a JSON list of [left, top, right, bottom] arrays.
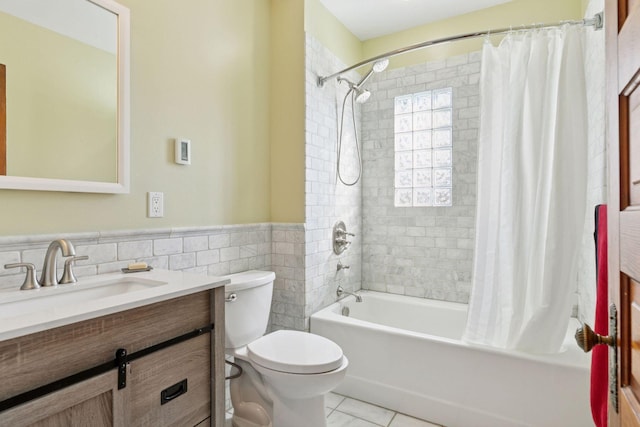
[[0, 0, 130, 194]]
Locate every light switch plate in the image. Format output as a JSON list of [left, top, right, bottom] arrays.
[[175, 138, 191, 165]]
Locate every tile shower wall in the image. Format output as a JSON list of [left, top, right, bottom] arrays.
[[577, 0, 606, 325], [0, 223, 306, 331], [305, 33, 363, 322], [360, 53, 480, 302], [270, 223, 306, 330]]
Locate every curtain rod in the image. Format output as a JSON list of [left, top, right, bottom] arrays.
[[317, 12, 603, 87]]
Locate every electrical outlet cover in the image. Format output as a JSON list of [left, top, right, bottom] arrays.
[[148, 192, 164, 218]]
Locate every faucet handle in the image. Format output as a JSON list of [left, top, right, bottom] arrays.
[[60, 255, 89, 285], [337, 229, 356, 237], [4, 263, 40, 290], [337, 261, 350, 271], [335, 237, 352, 245]]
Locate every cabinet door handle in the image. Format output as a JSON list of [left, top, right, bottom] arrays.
[[160, 379, 188, 405]]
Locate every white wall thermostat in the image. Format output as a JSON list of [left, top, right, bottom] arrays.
[[174, 138, 191, 165]]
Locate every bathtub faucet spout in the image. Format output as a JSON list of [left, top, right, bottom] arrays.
[[337, 285, 362, 303]]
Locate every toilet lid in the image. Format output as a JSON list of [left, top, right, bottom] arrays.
[[247, 330, 344, 374]]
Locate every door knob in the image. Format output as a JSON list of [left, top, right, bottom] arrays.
[[575, 323, 615, 352]]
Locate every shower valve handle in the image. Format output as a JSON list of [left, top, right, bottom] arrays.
[[333, 221, 353, 255], [337, 261, 350, 271]]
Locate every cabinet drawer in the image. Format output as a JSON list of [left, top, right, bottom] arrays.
[[127, 334, 210, 426]]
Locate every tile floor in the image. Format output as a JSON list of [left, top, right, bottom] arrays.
[[226, 393, 442, 427], [325, 393, 442, 427]]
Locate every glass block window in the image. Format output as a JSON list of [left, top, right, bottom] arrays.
[[393, 87, 453, 207]]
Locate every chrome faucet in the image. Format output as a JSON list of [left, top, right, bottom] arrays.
[[40, 239, 76, 286], [336, 285, 362, 303], [337, 260, 350, 271]]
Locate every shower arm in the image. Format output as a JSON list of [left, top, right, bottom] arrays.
[[337, 69, 374, 90], [337, 76, 357, 89], [317, 12, 603, 87], [355, 68, 375, 88]]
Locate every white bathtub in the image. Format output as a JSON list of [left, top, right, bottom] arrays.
[[310, 291, 592, 427]]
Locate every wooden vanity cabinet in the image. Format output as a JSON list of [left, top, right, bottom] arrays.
[[0, 287, 225, 427], [127, 333, 211, 425], [0, 371, 123, 426]]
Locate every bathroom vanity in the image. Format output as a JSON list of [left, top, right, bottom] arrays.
[[0, 270, 228, 427]]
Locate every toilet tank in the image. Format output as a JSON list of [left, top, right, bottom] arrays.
[[223, 270, 275, 349]]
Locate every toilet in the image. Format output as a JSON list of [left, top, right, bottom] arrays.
[[224, 270, 348, 427]]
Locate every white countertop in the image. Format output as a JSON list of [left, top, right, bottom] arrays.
[[0, 269, 228, 341]]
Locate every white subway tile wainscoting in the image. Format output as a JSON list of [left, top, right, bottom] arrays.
[[0, 223, 304, 332]]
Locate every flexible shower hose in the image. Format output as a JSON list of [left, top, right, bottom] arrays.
[[337, 87, 362, 186]]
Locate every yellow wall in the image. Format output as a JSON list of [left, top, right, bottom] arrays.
[[269, 0, 305, 223], [0, 0, 272, 235], [0, 12, 117, 182], [363, 0, 584, 69], [0, 0, 586, 236], [267, 0, 361, 224], [268, 0, 362, 224]]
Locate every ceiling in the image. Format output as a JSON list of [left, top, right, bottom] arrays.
[[318, 0, 514, 41]]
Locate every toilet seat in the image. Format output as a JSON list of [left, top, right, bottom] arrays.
[[247, 330, 344, 374]]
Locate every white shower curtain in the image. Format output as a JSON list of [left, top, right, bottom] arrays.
[[462, 25, 588, 353]]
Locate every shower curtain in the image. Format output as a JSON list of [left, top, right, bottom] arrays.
[[462, 25, 588, 353]]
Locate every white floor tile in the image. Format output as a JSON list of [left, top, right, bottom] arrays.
[[389, 413, 441, 427], [335, 398, 395, 426], [326, 392, 347, 409], [229, 392, 442, 427], [327, 410, 383, 427]]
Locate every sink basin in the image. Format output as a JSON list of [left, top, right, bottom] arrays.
[[0, 277, 167, 318]]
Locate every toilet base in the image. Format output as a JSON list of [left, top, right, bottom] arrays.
[[229, 357, 335, 427], [232, 395, 326, 427], [271, 395, 327, 427], [231, 401, 272, 427]]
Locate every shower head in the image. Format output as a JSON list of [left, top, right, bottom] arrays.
[[372, 58, 389, 73], [354, 87, 371, 103], [338, 76, 371, 103], [355, 57, 390, 88]]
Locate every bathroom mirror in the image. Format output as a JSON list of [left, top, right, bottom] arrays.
[[0, 0, 129, 193]]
